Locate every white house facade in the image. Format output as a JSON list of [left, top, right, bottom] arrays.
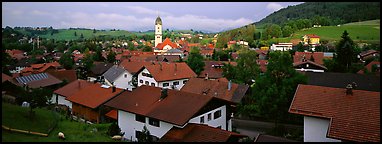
[[303, 116, 341, 142], [50, 93, 72, 109], [103, 66, 135, 91], [270, 43, 293, 51], [188, 105, 231, 131], [137, 68, 189, 90]]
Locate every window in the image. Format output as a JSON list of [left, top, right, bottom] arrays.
[[200, 116, 204, 123], [139, 80, 143, 83], [208, 113, 211, 121], [163, 83, 169, 87], [135, 114, 145, 123], [145, 81, 149, 85], [149, 118, 160, 127], [183, 80, 188, 84], [214, 110, 221, 119], [151, 83, 155, 87], [173, 81, 179, 85], [124, 74, 127, 78]]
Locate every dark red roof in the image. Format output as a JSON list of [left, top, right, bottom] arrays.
[[105, 85, 212, 126], [256, 60, 268, 73], [294, 52, 324, 65], [293, 60, 327, 70], [181, 78, 248, 104], [66, 83, 123, 109], [21, 61, 61, 74], [15, 73, 62, 88], [289, 84, 380, 142], [119, 60, 153, 74], [105, 109, 118, 120], [143, 62, 197, 82], [155, 38, 178, 50], [357, 61, 380, 76], [2, 73, 12, 83], [198, 61, 237, 79], [305, 34, 320, 38], [47, 70, 77, 83], [159, 123, 247, 142], [54, 79, 93, 98]]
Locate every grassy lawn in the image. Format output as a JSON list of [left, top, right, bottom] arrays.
[[2, 102, 117, 142], [39, 29, 133, 41]]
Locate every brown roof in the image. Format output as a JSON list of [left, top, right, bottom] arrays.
[[143, 62, 197, 82], [357, 61, 380, 76], [359, 50, 379, 58], [198, 61, 237, 79], [54, 79, 93, 98], [2, 73, 12, 83], [105, 85, 212, 126], [294, 52, 324, 65], [145, 55, 181, 62], [47, 70, 77, 83], [105, 109, 118, 120], [181, 78, 248, 104], [15, 73, 62, 88], [119, 60, 153, 74], [21, 61, 61, 74], [293, 60, 327, 70], [90, 62, 114, 75], [66, 83, 123, 109], [289, 84, 380, 142], [159, 123, 247, 142]]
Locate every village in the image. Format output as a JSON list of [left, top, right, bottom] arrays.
[[2, 2, 380, 142]]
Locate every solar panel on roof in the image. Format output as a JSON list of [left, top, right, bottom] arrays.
[[16, 73, 49, 84]]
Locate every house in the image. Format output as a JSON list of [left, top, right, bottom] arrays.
[[270, 43, 293, 51], [357, 61, 380, 76], [154, 38, 179, 53], [50, 79, 93, 110], [104, 86, 234, 141], [358, 50, 379, 61], [294, 52, 324, 65], [180, 78, 249, 104], [145, 55, 182, 63], [303, 34, 320, 45], [8, 58, 33, 74], [289, 84, 380, 142], [254, 49, 268, 60], [6, 49, 27, 61], [159, 123, 247, 142], [102, 65, 133, 91], [293, 59, 327, 72], [161, 49, 184, 57], [304, 71, 380, 92], [89, 62, 114, 77], [227, 41, 237, 49], [47, 69, 77, 83], [198, 61, 237, 80], [66, 83, 123, 123], [15, 72, 62, 89], [20, 61, 62, 75], [200, 48, 214, 58], [136, 62, 197, 90]]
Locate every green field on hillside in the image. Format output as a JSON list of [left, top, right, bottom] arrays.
[[39, 29, 133, 41], [2, 102, 115, 142]]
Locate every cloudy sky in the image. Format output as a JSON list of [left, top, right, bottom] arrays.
[[2, 2, 303, 32]]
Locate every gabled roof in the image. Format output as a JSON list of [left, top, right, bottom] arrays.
[[359, 50, 379, 58], [198, 61, 237, 79], [54, 79, 93, 98], [21, 61, 61, 74], [357, 61, 380, 76], [293, 60, 327, 70], [119, 60, 153, 74], [141, 62, 197, 82], [155, 38, 178, 50], [15, 73, 62, 88], [181, 78, 248, 104], [91, 62, 114, 75], [159, 123, 247, 142], [289, 84, 380, 142], [305, 72, 380, 92], [105, 85, 212, 126], [102, 65, 126, 83], [304, 34, 320, 38], [294, 52, 324, 65], [47, 70, 77, 83], [105, 109, 118, 120], [2, 73, 12, 83], [66, 83, 123, 109], [145, 55, 181, 63]]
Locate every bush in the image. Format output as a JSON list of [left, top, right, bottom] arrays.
[[107, 122, 122, 137]]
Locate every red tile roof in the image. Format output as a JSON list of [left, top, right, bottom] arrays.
[[73, 53, 84, 62], [143, 62, 197, 82], [198, 61, 237, 79], [359, 50, 379, 58], [16, 73, 62, 88], [21, 61, 61, 74], [256, 60, 268, 73], [66, 83, 123, 109], [2, 73, 12, 83], [159, 123, 247, 142], [289, 84, 380, 142], [228, 41, 236, 45], [54, 79, 93, 98], [119, 60, 153, 74], [200, 49, 214, 55], [47, 70, 77, 83], [357, 61, 380, 76], [155, 38, 178, 50], [181, 78, 248, 104], [293, 60, 327, 70], [294, 52, 324, 65], [105, 109, 118, 120], [105, 85, 212, 126], [305, 34, 320, 38]]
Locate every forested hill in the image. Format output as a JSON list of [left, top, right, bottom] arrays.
[[254, 2, 380, 28]]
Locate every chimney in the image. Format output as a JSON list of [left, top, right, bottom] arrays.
[[160, 88, 168, 100], [228, 80, 232, 91], [346, 83, 353, 95]]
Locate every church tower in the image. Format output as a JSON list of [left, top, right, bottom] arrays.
[[155, 16, 162, 47]]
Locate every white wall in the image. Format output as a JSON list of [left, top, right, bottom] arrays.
[[138, 68, 189, 90], [188, 105, 229, 131], [304, 116, 341, 142], [50, 93, 73, 109], [10, 66, 25, 73], [113, 71, 134, 91], [271, 44, 292, 51], [118, 110, 175, 141]]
